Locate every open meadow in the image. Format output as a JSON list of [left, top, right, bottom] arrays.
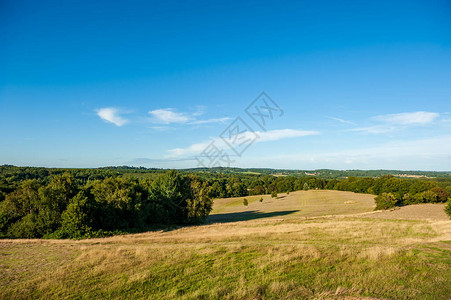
[[209, 190, 377, 222], [1, 190, 450, 299], [3, 1, 451, 298]]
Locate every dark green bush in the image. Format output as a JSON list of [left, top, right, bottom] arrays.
[[375, 192, 398, 210], [445, 199, 451, 219], [7, 213, 40, 238], [410, 190, 439, 204], [430, 187, 449, 203], [51, 192, 93, 239]]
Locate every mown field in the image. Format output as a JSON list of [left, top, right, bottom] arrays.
[[1, 190, 450, 299], [209, 190, 376, 222]]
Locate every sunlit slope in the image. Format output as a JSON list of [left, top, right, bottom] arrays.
[[209, 190, 376, 222]]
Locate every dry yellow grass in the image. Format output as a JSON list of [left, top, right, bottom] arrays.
[[1, 190, 450, 299], [209, 190, 376, 222], [363, 203, 449, 220]]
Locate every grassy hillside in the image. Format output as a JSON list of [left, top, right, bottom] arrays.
[[1, 190, 450, 299], [209, 190, 376, 222]]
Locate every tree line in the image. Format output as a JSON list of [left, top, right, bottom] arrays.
[[0, 170, 212, 239], [1, 166, 450, 239]]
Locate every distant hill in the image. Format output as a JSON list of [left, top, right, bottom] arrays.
[[2, 164, 450, 179]]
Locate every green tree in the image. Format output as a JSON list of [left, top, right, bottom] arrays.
[[430, 187, 449, 203], [7, 213, 40, 238], [303, 182, 309, 191], [5, 179, 40, 217], [210, 181, 223, 198], [375, 192, 398, 210], [150, 170, 188, 224], [243, 198, 248, 206], [185, 176, 213, 224], [445, 199, 451, 219], [402, 193, 414, 205], [54, 191, 93, 238], [38, 173, 78, 213], [409, 181, 437, 195], [90, 177, 145, 230], [0, 180, 41, 237], [252, 185, 265, 196]]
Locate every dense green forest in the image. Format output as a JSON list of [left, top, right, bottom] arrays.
[[182, 167, 451, 178], [0, 168, 212, 239], [0, 165, 450, 239]]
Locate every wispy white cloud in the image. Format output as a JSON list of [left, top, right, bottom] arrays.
[[149, 126, 173, 131], [350, 111, 439, 134], [189, 117, 231, 125], [257, 129, 319, 141], [349, 125, 396, 134], [166, 140, 212, 157], [166, 129, 319, 157], [148, 108, 230, 126], [244, 135, 451, 170], [374, 111, 439, 125], [96, 107, 129, 126], [328, 116, 355, 125], [149, 108, 191, 124]]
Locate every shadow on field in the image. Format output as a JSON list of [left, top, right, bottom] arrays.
[[207, 210, 299, 223]]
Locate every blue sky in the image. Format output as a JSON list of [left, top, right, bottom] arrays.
[[1, 0, 450, 170]]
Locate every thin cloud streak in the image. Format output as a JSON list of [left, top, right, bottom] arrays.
[[349, 125, 396, 134], [166, 129, 319, 157], [328, 116, 355, 125], [189, 117, 231, 125], [257, 129, 319, 142], [350, 111, 440, 134], [243, 135, 451, 170], [149, 108, 230, 126], [374, 111, 439, 125]]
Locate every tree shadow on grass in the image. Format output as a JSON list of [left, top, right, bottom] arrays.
[[207, 210, 299, 224]]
